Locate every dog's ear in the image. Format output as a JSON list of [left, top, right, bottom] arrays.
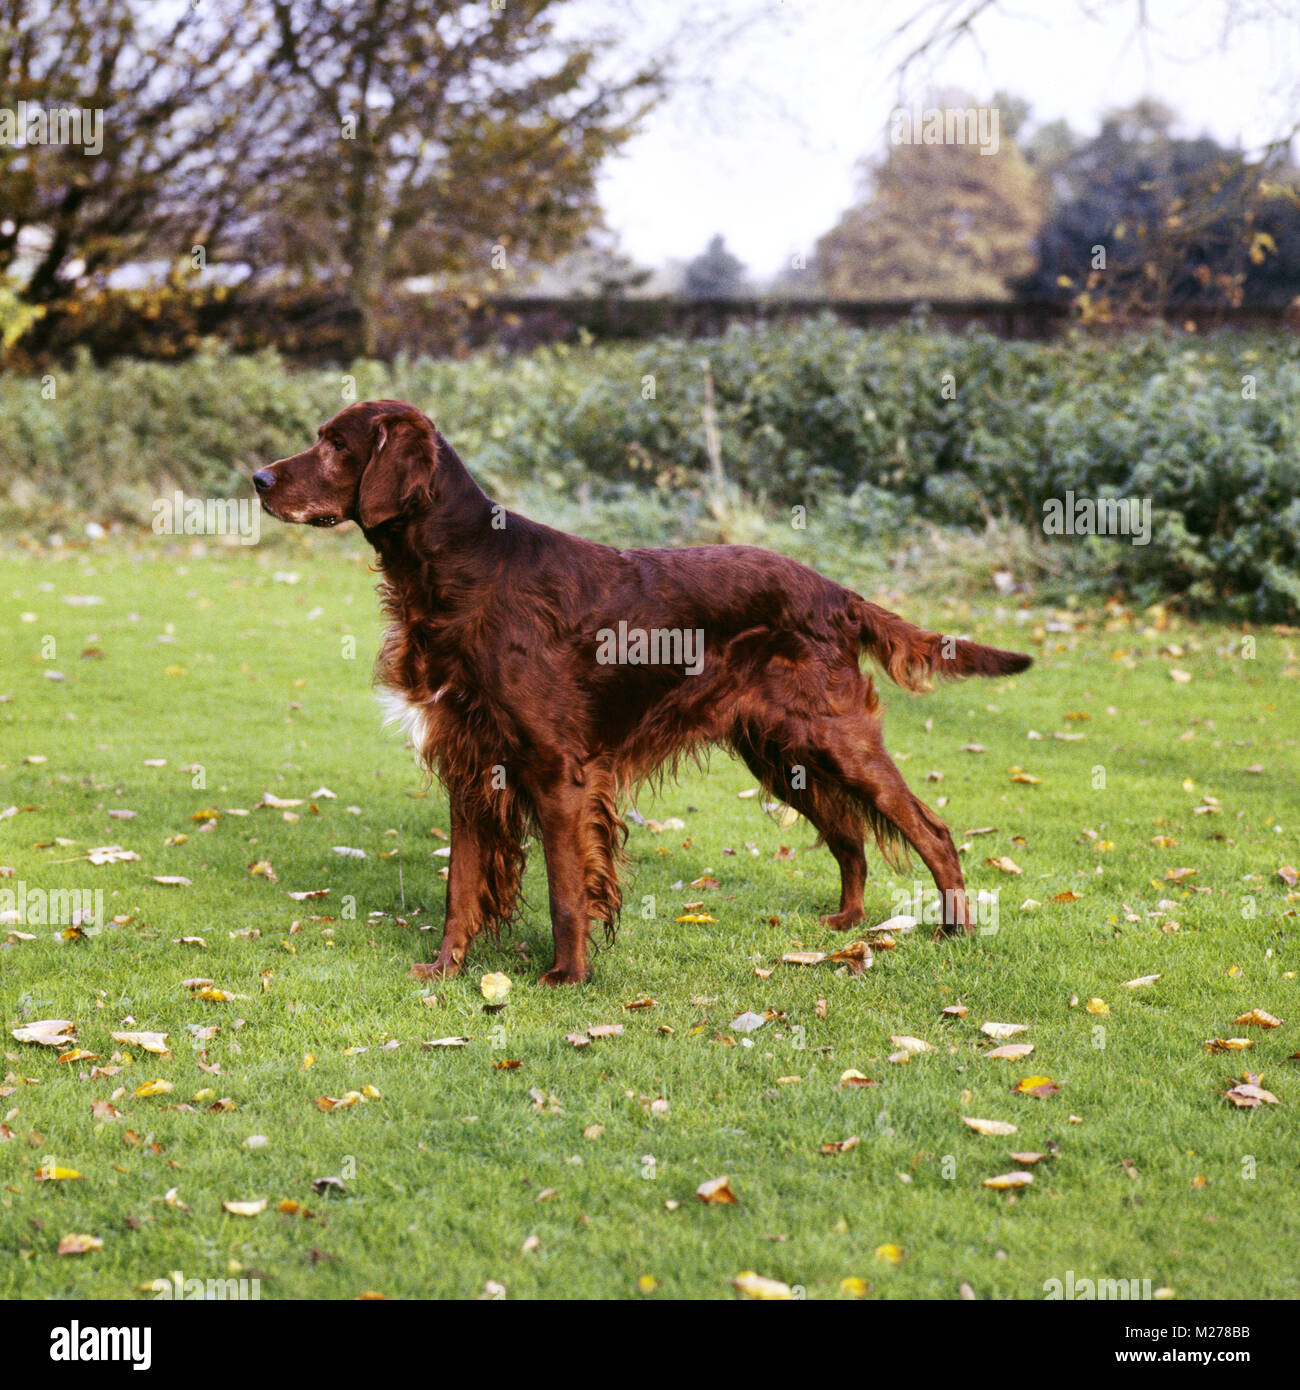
[[357, 413, 435, 528]]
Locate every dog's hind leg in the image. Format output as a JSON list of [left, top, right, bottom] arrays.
[[732, 724, 868, 932], [830, 728, 972, 937]]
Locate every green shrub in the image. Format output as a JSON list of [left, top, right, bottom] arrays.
[[1, 322, 1297, 617]]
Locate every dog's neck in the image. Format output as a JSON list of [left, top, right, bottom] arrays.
[[366, 431, 497, 602]]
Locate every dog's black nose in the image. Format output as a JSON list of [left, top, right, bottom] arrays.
[[252, 469, 275, 493]]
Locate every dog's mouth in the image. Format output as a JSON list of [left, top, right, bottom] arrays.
[[307, 514, 341, 528]]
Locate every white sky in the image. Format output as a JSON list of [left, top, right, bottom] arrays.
[[593, 0, 1300, 280]]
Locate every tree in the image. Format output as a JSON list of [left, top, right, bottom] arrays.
[[814, 92, 1043, 300], [1018, 101, 1300, 313], [889, 2, 1300, 313], [258, 0, 661, 354], [683, 234, 747, 298], [0, 0, 267, 307]]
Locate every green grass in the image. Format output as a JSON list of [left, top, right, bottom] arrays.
[[1, 533, 1298, 1301]]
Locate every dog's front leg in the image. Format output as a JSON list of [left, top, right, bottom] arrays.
[[423, 793, 512, 978], [531, 779, 593, 986]]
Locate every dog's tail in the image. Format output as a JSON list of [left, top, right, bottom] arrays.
[[852, 599, 1032, 693]]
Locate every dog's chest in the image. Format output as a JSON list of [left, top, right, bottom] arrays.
[[377, 680, 458, 763]]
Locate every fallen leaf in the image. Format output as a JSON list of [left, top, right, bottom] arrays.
[[985, 856, 1023, 874], [1224, 1083, 1280, 1108], [132, 1079, 174, 1098], [480, 972, 511, 1003], [222, 1198, 267, 1217], [961, 1117, 1018, 1137], [984, 1043, 1035, 1060], [982, 1171, 1034, 1189], [697, 1175, 738, 1205], [12, 1020, 77, 1047], [111, 1031, 169, 1055], [980, 1022, 1029, 1040], [57, 1233, 103, 1255], [732, 1271, 791, 1299], [1234, 1009, 1282, 1029]]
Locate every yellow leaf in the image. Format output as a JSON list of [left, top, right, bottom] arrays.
[[132, 1079, 174, 1098], [982, 1171, 1034, 1189], [480, 972, 512, 1003], [222, 1198, 267, 1217], [732, 1270, 792, 1300], [57, 1233, 103, 1255]]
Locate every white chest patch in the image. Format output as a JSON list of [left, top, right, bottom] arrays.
[[377, 689, 431, 762]]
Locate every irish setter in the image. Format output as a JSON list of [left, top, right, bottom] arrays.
[[253, 400, 1031, 984]]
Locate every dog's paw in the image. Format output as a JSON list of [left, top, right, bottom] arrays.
[[412, 950, 463, 980], [930, 921, 975, 942], [538, 965, 589, 987], [819, 907, 866, 931]]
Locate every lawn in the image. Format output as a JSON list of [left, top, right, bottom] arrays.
[[1, 532, 1298, 1300]]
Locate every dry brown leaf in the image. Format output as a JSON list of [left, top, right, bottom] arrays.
[[1234, 1009, 1282, 1029], [696, 1175, 738, 1205]]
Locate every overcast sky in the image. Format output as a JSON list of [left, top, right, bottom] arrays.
[[592, 0, 1300, 280]]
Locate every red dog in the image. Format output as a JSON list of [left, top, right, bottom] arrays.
[[254, 400, 1031, 983]]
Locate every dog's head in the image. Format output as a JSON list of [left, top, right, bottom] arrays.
[[252, 400, 437, 531]]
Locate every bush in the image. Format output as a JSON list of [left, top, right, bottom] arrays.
[[1, 321, 1297, 618]]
